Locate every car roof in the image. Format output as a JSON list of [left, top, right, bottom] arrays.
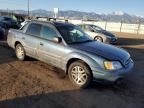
[[53, 21, 75, 27], [30, 20, 75, 27]]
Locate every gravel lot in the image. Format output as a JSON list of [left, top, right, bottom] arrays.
[[0, 32, 144, 108]]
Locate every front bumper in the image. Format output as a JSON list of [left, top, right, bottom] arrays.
[[110, 37, 117, 44], [91, 59, 134, 82]]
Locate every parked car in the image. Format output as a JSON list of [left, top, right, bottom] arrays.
[[0, 22, 10, 40], [0, 22, 7, 40], [0, 16, 20, 29], [7, 20, 134, 88], [0, 26, 5, 40], [78, 24, 117, 44]]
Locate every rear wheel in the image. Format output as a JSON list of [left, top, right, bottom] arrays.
[[15, 43, 26, 61], [68, 61, 92, 88], [94, 36, 103, 42]]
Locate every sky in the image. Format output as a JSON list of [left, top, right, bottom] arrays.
[[0, 0, 143, 16]]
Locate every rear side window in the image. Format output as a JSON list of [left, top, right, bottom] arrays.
[[26, 23, 41, 37], [40, 25, 58, 41]]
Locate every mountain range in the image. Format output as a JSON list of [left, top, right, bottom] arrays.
[[1, 9, 144, 24]]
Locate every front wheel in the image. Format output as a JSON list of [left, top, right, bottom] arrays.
[[15, 43, 26, 61], [94, 36, 103, 42], [68, 61, 92, 88]]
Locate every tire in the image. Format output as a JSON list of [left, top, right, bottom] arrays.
[[94, 36, 103, 42], [15, 43, 26, 61], [68, 60, 92, 88]]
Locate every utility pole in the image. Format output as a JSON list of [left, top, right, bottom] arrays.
[[105, 20, 107, 30], [28, 0, 30, 17], [120, 18, 123, 32], [7, 8, 9, 16], [137, 18, 141, 35]]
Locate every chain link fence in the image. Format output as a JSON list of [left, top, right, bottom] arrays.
[[68, 19, 144, 35]]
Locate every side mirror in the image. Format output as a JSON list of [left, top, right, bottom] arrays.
[[52, 37, 62, 43], [90, 29, 95, 32]]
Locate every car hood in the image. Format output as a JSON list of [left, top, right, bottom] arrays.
[[98, 30, 116, 38], [70, 41, 130, 63]]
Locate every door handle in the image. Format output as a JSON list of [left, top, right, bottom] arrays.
[[40, 42, 44, 46]]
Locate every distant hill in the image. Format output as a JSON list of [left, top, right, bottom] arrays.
[[0, 9, 144, 24]]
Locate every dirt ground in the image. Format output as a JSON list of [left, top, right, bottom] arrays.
[[0, 32, 144, 108]]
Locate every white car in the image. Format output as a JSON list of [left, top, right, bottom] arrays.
[[78, 24, 117, 44]]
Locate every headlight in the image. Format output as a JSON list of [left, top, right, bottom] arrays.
[[104, 61, 122, 70]]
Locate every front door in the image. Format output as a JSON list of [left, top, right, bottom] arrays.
[[37, 24, 68, 68]]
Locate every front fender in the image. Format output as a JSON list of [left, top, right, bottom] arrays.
[[63, 52, 103, 72]]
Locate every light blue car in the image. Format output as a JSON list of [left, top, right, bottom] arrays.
[[7, 20, 134, 88]]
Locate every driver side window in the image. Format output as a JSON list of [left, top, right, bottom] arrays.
[[40, 25, 58, 41]]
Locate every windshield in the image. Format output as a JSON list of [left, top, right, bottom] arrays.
[[91, 25, 104, 31], [56, 25, 92, 44]]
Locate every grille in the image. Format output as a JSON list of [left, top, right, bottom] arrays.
[[111, 38, 117, 42]]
